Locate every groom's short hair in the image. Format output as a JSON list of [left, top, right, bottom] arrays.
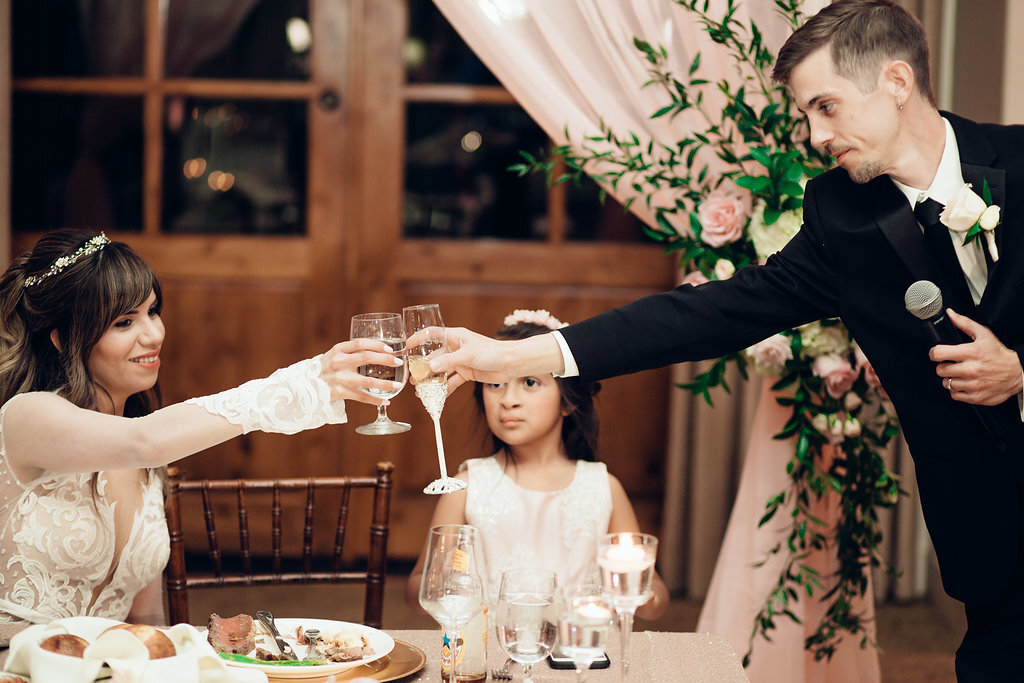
[[772, 0, 935, 107]]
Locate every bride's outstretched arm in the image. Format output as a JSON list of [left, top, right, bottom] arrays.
[[1, 339, 402, 477]]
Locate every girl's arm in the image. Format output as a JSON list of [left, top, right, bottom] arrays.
[[607, 474, 670, 621], [404, 471, 470, 612], [125, 576, 166, 626], [2, 340, 401, 480]]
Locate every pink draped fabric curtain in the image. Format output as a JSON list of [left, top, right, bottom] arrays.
[[432, 0, 933, 639]]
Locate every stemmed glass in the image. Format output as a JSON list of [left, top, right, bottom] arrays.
[[349, 312, 410, 435], [495, 569, 559, 683], [557, 580, 614, 682], [402, 304, 466, 494], [596, 532, 658, 677], [418, 525, 485, 664]]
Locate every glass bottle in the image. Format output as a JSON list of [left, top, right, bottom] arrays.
[[434, 524, 487, 682]]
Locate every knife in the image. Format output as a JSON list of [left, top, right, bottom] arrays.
[[256, 610, 297, 660]]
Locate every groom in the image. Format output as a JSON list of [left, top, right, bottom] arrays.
[[429, 1, 1024, 679]]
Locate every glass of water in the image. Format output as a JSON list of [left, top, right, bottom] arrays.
[[350, 312, 409, 435], [495, 568, 559, 683]]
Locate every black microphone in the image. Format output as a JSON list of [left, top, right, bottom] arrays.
[[904, 280, 970, 346], [904, 279, 1005, 435]]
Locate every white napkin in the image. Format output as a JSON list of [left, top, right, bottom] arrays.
[[3, 618, 267, 683]]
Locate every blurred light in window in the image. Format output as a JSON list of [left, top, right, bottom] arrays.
[[461, 130, 483, 152], [286, 17, 313, 53]]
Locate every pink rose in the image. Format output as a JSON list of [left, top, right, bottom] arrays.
[[813, 353, 858, 399], [697, 190, 746, 247], [681, 270, 709, 286]]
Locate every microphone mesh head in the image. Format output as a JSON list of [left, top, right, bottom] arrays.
[[904, 280, 943, 320]]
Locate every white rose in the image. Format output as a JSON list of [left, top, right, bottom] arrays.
[[979, 204, 1001, 231], [811, 413, 831, 435], [940, 183, 988, 232], [829, 416, 845, 439], [714, 258, 736, 280], [746, 333, 793, 376], [844, 392, 863, 412], [842, 416, 862, 437]]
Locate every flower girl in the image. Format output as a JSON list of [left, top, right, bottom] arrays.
[[405, 309, 668, 619]]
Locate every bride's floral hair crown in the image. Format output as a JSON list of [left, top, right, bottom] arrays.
[[502, 309, 568, 330], [23, 233, 111, 287]]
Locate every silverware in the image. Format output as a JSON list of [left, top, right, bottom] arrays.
[[255, 610, 297, 660], [491, 656, 514, 680], [303, 628, 321, 661]]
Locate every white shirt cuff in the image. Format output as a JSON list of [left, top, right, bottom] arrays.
[[1018, 368, 1024, 421], [551, 331, 580, 378]]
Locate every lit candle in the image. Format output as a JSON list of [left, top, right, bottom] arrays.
[[598, 543, 651, 572], [575, 601, 614, 621]]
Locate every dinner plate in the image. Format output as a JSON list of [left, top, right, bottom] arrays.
[[215, 617, 395, 680]]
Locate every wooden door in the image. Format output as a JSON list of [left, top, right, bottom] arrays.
[[9, 0, 676, 563]]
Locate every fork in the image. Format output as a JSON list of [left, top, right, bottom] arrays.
[[302, 628, 321, 661], [491, 656, 514, 680]]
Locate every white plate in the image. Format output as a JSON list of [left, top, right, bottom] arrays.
[[214, 617, 394, 680]]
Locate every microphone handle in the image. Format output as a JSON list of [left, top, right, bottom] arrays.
[[925, 313, 1008, 436], [925, 311, 971, 346]]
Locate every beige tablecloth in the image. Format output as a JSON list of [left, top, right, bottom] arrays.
[[389, 628, 748, 682], [2, 626, 749, 682]]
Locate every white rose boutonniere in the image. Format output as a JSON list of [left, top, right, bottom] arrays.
[[940, 179, 1002, 261]]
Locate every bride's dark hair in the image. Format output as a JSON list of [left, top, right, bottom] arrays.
[[0, 228, 163, 415], [472, 320, 601, 463]]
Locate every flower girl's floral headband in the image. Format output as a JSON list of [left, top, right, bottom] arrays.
[[503, 309, 568, 330], [23, 233, 111, 287]]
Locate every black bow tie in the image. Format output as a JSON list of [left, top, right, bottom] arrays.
[[913, 197, 944, 228]]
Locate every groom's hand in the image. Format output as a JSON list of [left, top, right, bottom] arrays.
[[930, 309, 1023, 406]]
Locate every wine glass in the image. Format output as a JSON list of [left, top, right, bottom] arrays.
[[596, 532, 658, 677], [557, 581, 614, 682], [419, 525, 485, 654], [495, 568, 559, 683], [402, 304, 466, 494], [350, 312, 410, 435]]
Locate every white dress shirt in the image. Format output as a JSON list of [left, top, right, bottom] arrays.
[[890, 117, 989, 305]]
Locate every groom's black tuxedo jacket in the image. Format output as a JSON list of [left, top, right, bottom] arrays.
[[561, 112, 1024, 605]]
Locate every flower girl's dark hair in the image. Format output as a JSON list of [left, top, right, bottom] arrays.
[[472, 317, 601, 462]]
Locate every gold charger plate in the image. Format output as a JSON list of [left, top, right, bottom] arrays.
[[268, 639, 426, 682]]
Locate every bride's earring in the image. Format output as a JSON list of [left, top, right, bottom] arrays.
[[897, 97, 903, 111]]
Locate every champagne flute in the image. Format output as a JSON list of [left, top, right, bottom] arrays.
[[402, 303, 466, 494], [419, 525, 485, 663], [495, 569, 559, 683], [596, 532, 658, 677], [350, 312, 410, 435], [557, 582, 614, 682]]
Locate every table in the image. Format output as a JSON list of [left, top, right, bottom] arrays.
[[2, 627, 749, 682], [374, 629, 748, 682]]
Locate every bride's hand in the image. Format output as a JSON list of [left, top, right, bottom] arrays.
[[320, 339, 403, 405]]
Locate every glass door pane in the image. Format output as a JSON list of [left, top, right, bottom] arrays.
[[12, 94, 144, 231], [162, 98, 307, 234]]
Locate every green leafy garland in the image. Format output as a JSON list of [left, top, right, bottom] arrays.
[[512, 0, 903, 664]]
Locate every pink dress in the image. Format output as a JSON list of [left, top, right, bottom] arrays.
[[696, 385, 879, 682]]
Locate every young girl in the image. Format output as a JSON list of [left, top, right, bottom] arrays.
[[406, 309, 668, 620], [0, 229, 403, 627]]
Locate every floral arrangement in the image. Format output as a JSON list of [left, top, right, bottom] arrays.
[[512, 0, 903, 664]]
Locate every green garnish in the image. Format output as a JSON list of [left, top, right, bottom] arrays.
[[218, 652, 326, 666]]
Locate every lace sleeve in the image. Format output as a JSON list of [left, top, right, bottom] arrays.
[[185, 355, 347, 434]]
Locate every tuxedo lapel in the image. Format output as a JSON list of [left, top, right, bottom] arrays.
[[868, 177, 967, 305], [947, 112, 1007, 308]]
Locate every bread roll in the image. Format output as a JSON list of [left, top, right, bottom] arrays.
[[101, 623, 176, 659], [39, 633, 89, 658]]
